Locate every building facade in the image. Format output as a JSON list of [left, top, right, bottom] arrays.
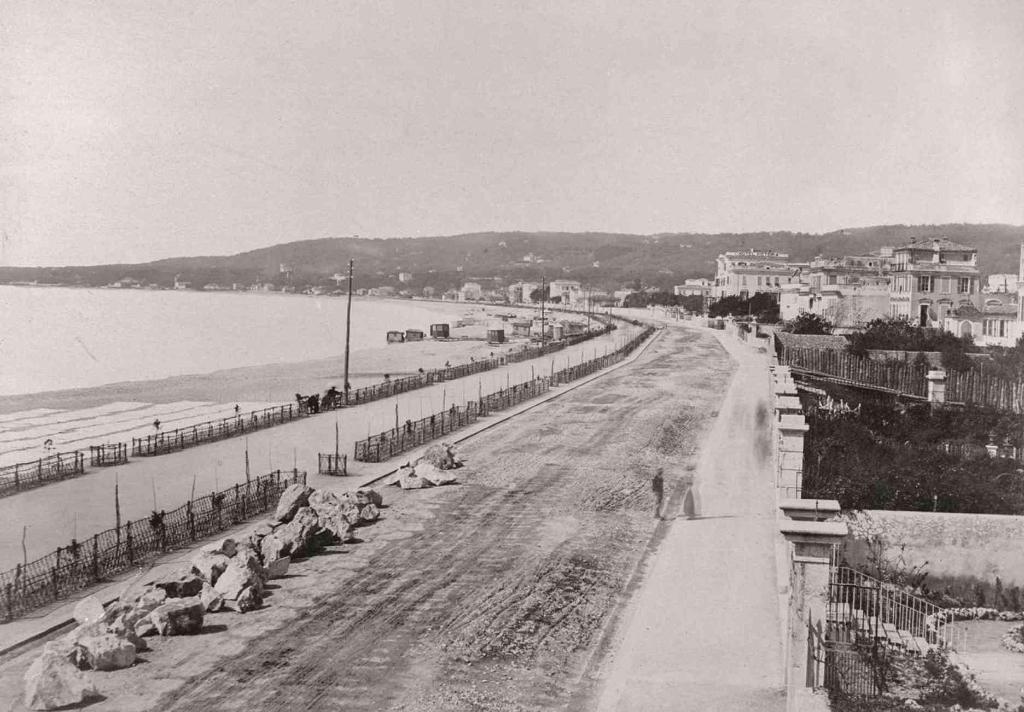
[[712, 250, 806, 300], [778, 253, 892, 331], [888, 238, 980, 326]]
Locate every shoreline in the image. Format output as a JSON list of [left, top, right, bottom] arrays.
[[0, 338, 528, 415]]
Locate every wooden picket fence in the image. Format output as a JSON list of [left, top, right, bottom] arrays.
[[945, 369, 1024, 414], [0, 469, 305, 622], [779, 347, 927, 397]]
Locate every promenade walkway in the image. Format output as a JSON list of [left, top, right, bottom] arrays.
[[594, 325, 786, 712]]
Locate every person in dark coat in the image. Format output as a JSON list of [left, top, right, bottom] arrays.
[[652, 468, 665, 519]]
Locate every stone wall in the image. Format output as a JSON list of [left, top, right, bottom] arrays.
[[842, 509, 1024, 586]]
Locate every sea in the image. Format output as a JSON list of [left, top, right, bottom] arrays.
[[0, 285, 466, 397]]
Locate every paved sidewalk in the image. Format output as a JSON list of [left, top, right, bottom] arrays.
[[0, 328, 661, 658], [594, 328, 786, 712]]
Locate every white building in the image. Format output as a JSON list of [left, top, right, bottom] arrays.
[[548, 279, 583, 306], [779, 254, 892, 331], [712, 251, 806, 300], [673, 278, 712, 297], [458, 282, 483, 301], [398, 272, 413, 283]]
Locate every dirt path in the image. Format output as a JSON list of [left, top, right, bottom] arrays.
[[0, 325, 733, 711]]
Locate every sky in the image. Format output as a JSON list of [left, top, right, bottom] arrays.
[[1, 0, 1022, 267]]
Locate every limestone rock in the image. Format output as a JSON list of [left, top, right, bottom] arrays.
[[265, 556, 290, 579], [150, 597, 204, 636], [78, 632, 136, 671], [23, 650, 99, 711], [190, 551, 231, 586], [397, 471, 431, 490], [358, 488, 383, 507], [153, 573, 204, 599], [416, 463, 459, 486], [338, 500, 363, 527], [388, 466, 416, 486], [317, 511, 354, 543], [134, 587, 168, 610], [72, 596, 105, 626], [134, 619, 157, 638], [252, 521, 277, 538], [260, 533, 289, 564], [274, 483, 313, 523], [214, 560, 262, 601], [224, 585, 262, 613], [308, 489, 343, 513], [202, 537, 237, 558], [275, 506, 320, 557], [200, 582, 224, 613], [359, 504, 380, 523]]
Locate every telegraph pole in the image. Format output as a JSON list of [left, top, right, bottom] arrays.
[[540, 276, 547, 346], [343, 259, 354, 404]]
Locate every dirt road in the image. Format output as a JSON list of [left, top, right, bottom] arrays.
[[0, 325, 734, 711]]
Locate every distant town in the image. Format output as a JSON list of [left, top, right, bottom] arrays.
[[19, 235, 1016, 350]]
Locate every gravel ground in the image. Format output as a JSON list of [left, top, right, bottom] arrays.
[[0, 325, 733, 712]]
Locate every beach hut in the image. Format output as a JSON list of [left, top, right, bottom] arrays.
[[551, 323, 565, 341], [430, 323, 450, 338], [386, 330, 406, 343], [511, 320, 531, 337], [405, 329, 425, 342], [486, 325, 506, 344]]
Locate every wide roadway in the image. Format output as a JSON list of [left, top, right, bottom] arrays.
[[0, 323, 783, 711]]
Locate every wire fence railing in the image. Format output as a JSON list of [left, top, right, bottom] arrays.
[[131, 404, 301, 457], [0, 451, 86, 498], [353, 324, 656, 463], [0, 468, 305, 622]]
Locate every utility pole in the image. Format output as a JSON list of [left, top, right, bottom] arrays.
[[540, 276, 547, 346], [343, 259, 354, 404]]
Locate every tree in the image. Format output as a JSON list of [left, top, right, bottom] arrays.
[[529, 287, 547, 302], [783, 313, 833, 335]]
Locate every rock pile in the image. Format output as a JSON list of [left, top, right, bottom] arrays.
[[388, 444, 465, 490], [23, 482, 384, 710]]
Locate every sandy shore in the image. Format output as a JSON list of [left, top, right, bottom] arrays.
[[0, 301, 577, 414]]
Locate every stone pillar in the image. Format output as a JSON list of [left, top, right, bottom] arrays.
[[926, 369, 946, 404], [780, 520, 848, 712], [777, 415, 809, 497]]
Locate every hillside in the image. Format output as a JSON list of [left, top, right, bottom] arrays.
[[0, 224, 1021, 293]]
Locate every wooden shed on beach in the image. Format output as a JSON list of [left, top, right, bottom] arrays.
[[430, 323, 450, 338], [386, 331, 405, 343], [486, 326, 506, 344], [405, 329, 425, 342]]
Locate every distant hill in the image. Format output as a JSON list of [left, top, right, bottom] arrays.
[[1, 224, 1021, 293]]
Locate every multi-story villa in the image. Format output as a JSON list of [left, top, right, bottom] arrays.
[[779, 252, 891, 330], [712, 250, 806, 300], [888, 238, 980, 326], [548, 279, 583, 306]]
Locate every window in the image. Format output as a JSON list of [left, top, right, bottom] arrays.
[[958, 278, 972, 294], [757, 277, 762, 286], [917, 276, 933, 292]]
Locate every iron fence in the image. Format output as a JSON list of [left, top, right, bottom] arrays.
[[317, 453, 348, 476], [131, 404, 300, 456], [354, 403, 480, 463], [0, 469, 305, 621], [0, 451, 86, 498], [90, 443, 128, 467], [352, 325, 655, 464]]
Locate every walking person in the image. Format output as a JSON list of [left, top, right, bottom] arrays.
[[651, 468, 665, 519]]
